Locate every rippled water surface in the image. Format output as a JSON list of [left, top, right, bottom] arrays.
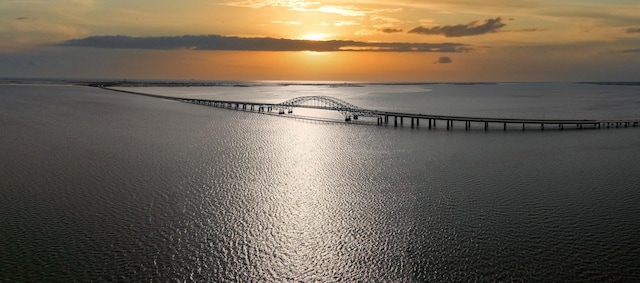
[[2, 83, 640, 281]]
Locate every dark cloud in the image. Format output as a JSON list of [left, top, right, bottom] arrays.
[[15, 16, 29, 20], [409, 17, 507, 37], [433, 56, 452, 64], [626, 27, 640, 33], [509, 28, 547, 32], [381, 28, 403, 34], [620, 48, 640, 53], [58, 34, 471, 53]]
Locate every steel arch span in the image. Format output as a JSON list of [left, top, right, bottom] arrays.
[[275, 96, 377, 118]]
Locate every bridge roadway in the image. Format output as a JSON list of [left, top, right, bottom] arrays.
[[101, 87, 639, 131]]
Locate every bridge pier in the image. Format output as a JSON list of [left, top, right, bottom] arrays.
[[411, 118, 414, 128], [416, 118, 419, 127], [541, 123, 544, 131], [484, 122, 488, 131], [401, 117, 404, 126], [394, 116, 398, 127]]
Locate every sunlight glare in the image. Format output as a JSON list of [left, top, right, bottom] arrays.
[[303, 33, 328, 41]]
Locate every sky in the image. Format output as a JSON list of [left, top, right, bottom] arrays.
[[1, 0, 640, 82]]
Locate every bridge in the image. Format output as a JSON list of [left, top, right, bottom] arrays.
[[101, 87, 639, 131]]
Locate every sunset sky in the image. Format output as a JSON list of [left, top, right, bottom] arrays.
[[1, 0, 640, 82]]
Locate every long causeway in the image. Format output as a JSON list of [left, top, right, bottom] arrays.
[[100, 86, 639, 131]]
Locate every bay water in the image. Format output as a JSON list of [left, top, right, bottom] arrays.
[[1, 83, 640, 281]]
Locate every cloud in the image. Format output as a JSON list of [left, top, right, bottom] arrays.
[[14, 17, 30, 21], [433, 56, 452, 64], [58, 34, 471, 53], [409, 17, 507, 37], [509, 28, 547, 33], [224, 0, 374, 17], [223, 0, 311, 9], [620, 48, 640, 53], [626, 28, 640, 33], [381, 28, 403, 33]]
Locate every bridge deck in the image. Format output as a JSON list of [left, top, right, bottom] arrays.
[[100, 87, 639, 131]]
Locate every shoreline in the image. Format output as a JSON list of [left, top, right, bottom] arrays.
[[3, 78, 640, 88]]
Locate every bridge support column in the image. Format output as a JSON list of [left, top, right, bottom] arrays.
[[428, 119, 432, 129], [560, 124, 564, 130], [446, 120, 450, 130], [484, 122, 488, 131], [394, 116, 398, 127], [465, 121, 469, 130], [416, 118, 419, 128], [541, 123, 545, 131], [523, 123, 526, 131], [401, 117, 404, 126], [411, 118, 414, 128], [504, 122, 507, 131]]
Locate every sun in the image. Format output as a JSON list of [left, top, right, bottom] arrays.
[[302, 33, 328, 41]]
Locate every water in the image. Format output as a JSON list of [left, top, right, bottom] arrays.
[[1, 83, 640, 281]]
